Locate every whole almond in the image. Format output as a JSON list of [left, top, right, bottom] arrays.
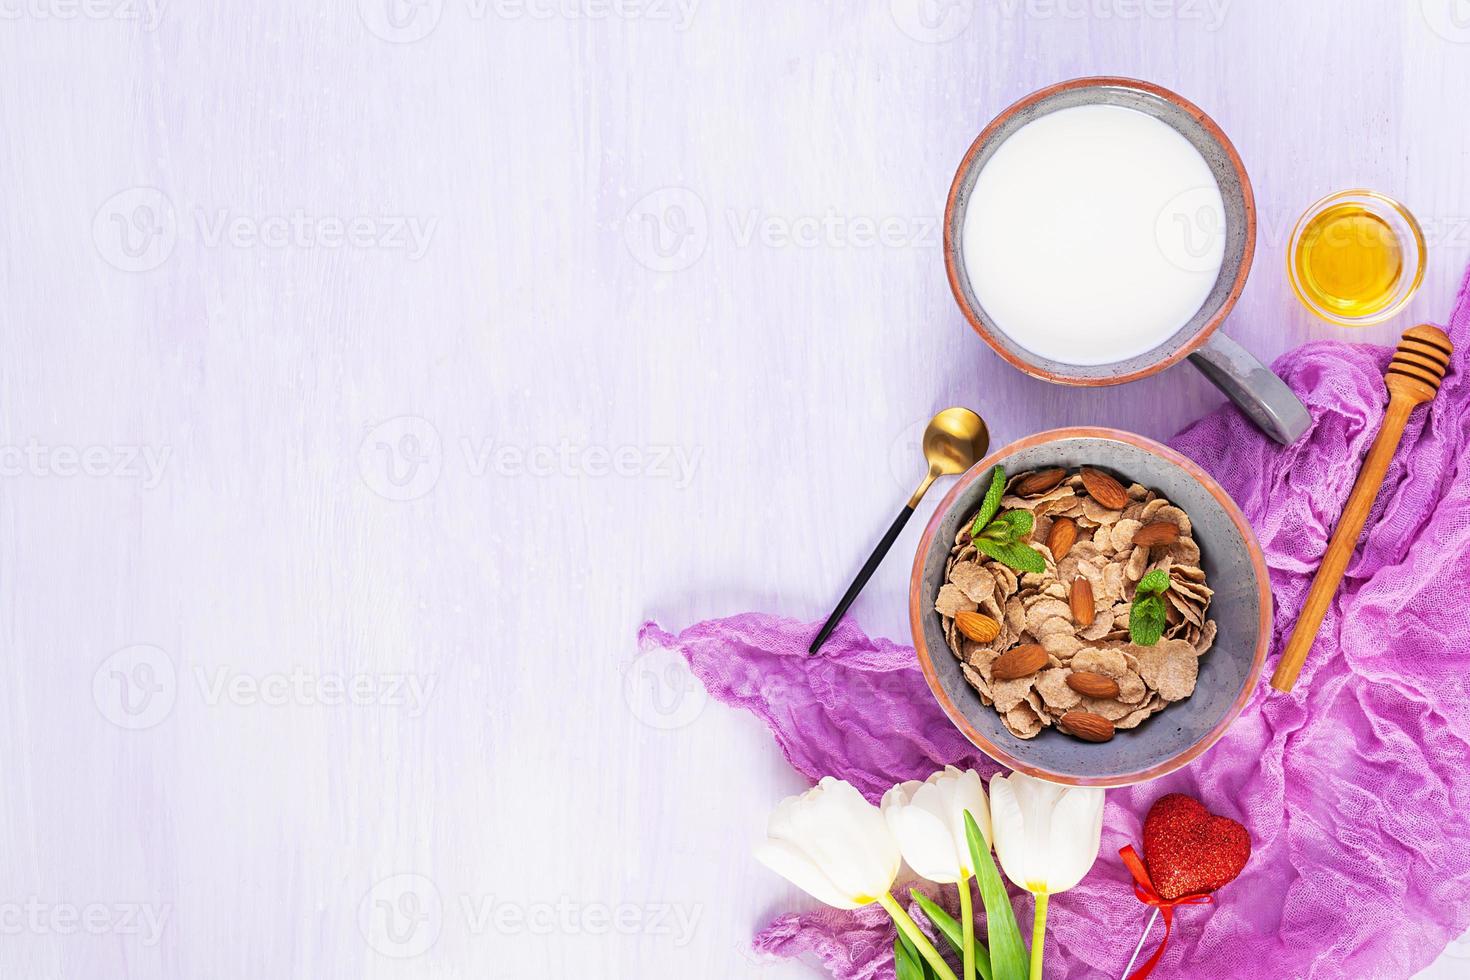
[[1059, 710, 1116, 743], [990, 643, 1047, 681], [1069, 578, 1095, 627], [1046, 517, 1078, 561], [1132, 521, 1181, 547], [955, 611, 1001, 643], [1080, 467, 1129, 510], [1014, 467, 1066, 497], [1066, 671, 1121, 699]]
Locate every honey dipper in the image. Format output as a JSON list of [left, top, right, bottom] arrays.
[[1271, 325, 1453, 692]]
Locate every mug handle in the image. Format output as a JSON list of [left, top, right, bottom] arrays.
[[1186, 332, 1311, 445]]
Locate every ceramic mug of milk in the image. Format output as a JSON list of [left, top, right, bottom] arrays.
[[944, 77, 1310, 445]]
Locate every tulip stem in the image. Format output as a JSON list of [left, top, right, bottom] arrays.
[[1029, 892, 1049, 980], [959, 873, 976, 980], [879, 892, 960, 980]]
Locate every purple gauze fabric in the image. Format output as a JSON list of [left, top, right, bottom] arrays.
[[640, 264, 1470, 979]]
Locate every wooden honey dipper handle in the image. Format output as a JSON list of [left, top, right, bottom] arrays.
[[1271, 325, 1453, 693]]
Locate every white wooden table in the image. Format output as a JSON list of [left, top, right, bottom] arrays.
[[3, 1, 1468, 976]]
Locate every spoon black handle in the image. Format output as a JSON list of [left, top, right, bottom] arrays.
[[809, 502, 917, 654]]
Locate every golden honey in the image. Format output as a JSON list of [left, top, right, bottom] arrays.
[[1290, 203, 1404, 319], [1287, 191, 1425, 326]]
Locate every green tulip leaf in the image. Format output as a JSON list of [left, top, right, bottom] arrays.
[[912, 887, 994, 980], [910, 888, 992, 980], [965, 810, 1029, 980], [909, 888, 964, 955], [894, 933, 927, 980]]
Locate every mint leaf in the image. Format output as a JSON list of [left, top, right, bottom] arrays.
[[967, 472, 1045, 575], [974, 537, 1047, 574], [1130, 594, 1166, 646], [988, 509, 1034, 542], [1136, 569, 1170, 595], [970, 467, 1006, 539]]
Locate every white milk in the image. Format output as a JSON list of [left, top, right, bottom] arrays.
[[961, 104, 1226, 367]]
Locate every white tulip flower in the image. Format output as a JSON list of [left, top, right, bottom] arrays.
[[754, 776, 900, 910], [989, 771, 1107, 980], [988, 771, 1105, 895], [755, 776, 958, 980], [881, 765, 992, 884], [882, 766, 993, 980]]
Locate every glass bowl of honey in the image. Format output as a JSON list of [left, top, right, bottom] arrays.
[[1287, 190, 1426, 327]]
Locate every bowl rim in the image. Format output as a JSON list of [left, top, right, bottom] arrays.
[[907, 426, 1272, 787], [942, 75, 1257, 387]]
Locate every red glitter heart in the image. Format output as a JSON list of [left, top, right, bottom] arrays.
[[1142, 793, 1251, 900]]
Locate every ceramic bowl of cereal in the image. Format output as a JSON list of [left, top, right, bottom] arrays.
[[908, 427, 1270, 787]]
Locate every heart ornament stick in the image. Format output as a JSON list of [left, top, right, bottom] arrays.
[[1118, 794, 1252, 979]]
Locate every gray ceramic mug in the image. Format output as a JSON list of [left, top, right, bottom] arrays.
[[944, 77, 1311, 446]]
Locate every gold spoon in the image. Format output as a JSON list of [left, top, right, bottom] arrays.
[[810, 407, 990, 654]]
